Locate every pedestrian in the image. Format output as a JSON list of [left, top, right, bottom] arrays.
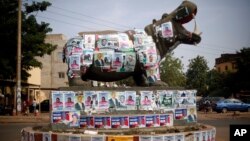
[[32, 98, 37, 113]]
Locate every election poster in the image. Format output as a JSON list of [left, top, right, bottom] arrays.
[[194, 132, 202, 141], [139, 136, 152, 141], [159, 114, 173, 127], [111, 116, 129, 129], [69, 135, 81, 141], [91, 136, 105, 141], [69, 111, 80, 128], [159, 90, 173, 108], [107, 136, 134, 141], [86, 116, 95, 128], [164, 135, 175, 141], [125, 91, 136, 110], [175, 134, 184, 141], [116, 91, 127, 110], [175, 108, 187, 120], [84, 91, 94, 110], [137, 115, 146, 128], [94, 116, 104, 128], [129, 116, 138, 128], [145, 115, 154, 127], [124, 52, 136, 72], [97, 91, 109, 109], [84, 34, 95, 48], [80, 115, 87, 128], [186, 107, 197, 123], [81, 49, 94, 66], [51, 111, 63, 123], [152, 136, 163, 141], [52, 91, 63, 111], [64, 91, 75, 111], [102, 116, 111, 129], [140, 91, 153, 109], [42, 133, 51, 141], [153, 114, 160, 127], [69, 55, 81, 70]]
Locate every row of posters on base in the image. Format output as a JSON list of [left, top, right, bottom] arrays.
[[52, 112, 174, 129], [22, 128, 216, 141], [51, 90, 197, 112]]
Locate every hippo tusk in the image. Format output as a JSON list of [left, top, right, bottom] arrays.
[[193, 14, 202, 35]]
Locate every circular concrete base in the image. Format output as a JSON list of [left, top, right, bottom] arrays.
[[21, 123, 216, 141]]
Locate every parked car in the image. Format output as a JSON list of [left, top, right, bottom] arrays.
[[214, 98, 250, 113]]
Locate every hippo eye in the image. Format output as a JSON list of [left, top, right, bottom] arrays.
[[175, 6, 189, 20]]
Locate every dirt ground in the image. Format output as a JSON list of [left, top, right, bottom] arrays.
[[197, 111, 250, 120]]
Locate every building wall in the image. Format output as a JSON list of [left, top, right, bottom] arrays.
[[27, 67, 41, 85], [215, 62, 237, 73], [215, 53, 238, 73], [37, 34, 69, 98]]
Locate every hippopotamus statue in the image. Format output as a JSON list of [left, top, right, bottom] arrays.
[[63, 1, 201, 87]]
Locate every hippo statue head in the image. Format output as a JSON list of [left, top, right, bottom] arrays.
[[144, 0, 201, 58]]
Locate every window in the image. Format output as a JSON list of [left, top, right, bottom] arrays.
[[57, 52, 63, 62], [225, 65, 228, 71], [58, 72, 65, 78]]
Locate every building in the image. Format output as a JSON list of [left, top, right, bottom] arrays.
[[33, 34, 68, 102], [215, 53, 239, 73]]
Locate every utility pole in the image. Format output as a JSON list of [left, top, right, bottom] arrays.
[[15, 0, 22, 116]]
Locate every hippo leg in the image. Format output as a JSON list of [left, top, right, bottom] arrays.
[[133, 71, 148, 86]]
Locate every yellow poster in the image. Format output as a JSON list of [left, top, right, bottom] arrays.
[[107, 136, 134, 141]]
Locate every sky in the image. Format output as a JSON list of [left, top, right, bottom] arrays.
[[34, 0, 250, 72]]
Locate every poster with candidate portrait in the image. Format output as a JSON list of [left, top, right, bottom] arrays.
[[69, 111, 80, 127], [84, 34, 95, 48], [116, 91, 127, 110], [107, 136, 134, 141], [80, 115, 87, 128], [194, 132, 202, 141], [164, 135, 175, 141], [185, 90, 196, 107], [139, 136, 152, 141], [161, 22, 174, 38], [69, 136, 81, 141], [52, 111, 64, 123], [71, 38, 84, 54], [202, 132, 207, 141], [159, 114, 173, 127], [145, 115, 154, 127], [125, 91, 136, 110], [69, 55, 81, 70], [64, 91, 75, 111], [152, 136, 163, 141], [112, 52, 123, 68], [97, 91, 109, 110], [159, 90, 173, 108], [153, 114, 160, 127], [186, 107, 197, 123], [94, 116, 104, 128], [29, 132, 34, 141], [91, 136, 105, 141], [140, 91, 153, 110], [102, 49, 114, 70], [118, 33, 131, 49], [52, 91, 63, 111], [84, 91, 94, 110], [81, 49, 94, 66], [175, 134, 184, 141], [173, 90, 187, 108], [175, 108, 187, 120], [137, 115, 146, 128], [124, 52, 136, 72], [42, 133, 51, 141], [86, 116, 94, 128], [129, 116, 138, 128], [102, 116, 111, 129]]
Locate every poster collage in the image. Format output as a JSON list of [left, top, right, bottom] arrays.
[[51, 90, 197, 129], [22, 127, 216, 141], [64, 29, 160, 83]]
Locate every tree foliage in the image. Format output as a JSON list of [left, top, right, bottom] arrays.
[[186, 56, 209, 95], [160, 53, 186, 87], [0, 0, 56, 80]]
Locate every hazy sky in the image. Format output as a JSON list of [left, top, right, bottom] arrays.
[[35, 0, 250, 71]]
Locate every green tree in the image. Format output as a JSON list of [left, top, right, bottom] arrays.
[[0, 0, 56, 80], [160, 53, 186, 87], [186, 56, 209, 95]]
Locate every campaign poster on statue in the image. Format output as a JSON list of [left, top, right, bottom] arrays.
[[64, 91, 75, 111], [102, 50, 113, 70], [212, 128, 216, 141], [118, 33, 130, 49], [97, 91, 109, 109], [80, 115, 87, 128], [84, 34, 95, 48], [52, 111, 63, 123], [86, 116, 94, 128], [164, 135, 175, 141], [115, 91, 127, 110], [74, 92, 84, 111], [139, 136, 152, 141], [174, 90, 188, 108], [194, 132, 202, 141], [28, 132, 34, 141], [129, 116, 138, 128], [185, 90, 197, 106], [202, 132, 207, 141], [71, 39, 83, 54], [69, 55, 81, 70], [152, 136, 163, 141], [175, 134, 184, 141], [161, 22, 174, 38], [69, 136, 81, 141], [140, 91, 153, 109], [112, 52, 123, 68], [186, 107, 197, 123], [145, 115, 154, 127], [153, 114, 160, 127], [84, 91, 94, 110], [137, 115, 146, 128], [125, 91, 136, 110], [52, 91, 63, 111], [175, 108, 187, 120], [43, 133, 51, 141], [81, 49, 93, 66], [102, 116, 111, 129], [91, 136, 105, 141], [68, 111, 80, 127], [158, 90, 173, 108], [124, 52, 136, 72]]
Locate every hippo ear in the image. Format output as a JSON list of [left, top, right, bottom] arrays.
[[152, 19, 157, 24], [161, 13, 169, 19]]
